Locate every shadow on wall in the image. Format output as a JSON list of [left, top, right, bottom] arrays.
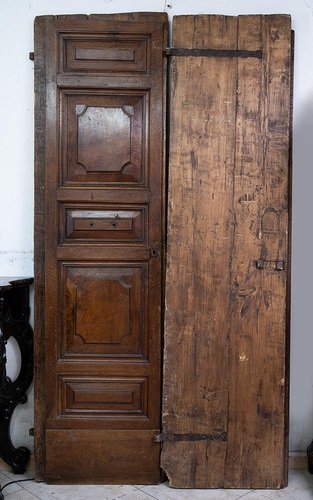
[[289, 95, 313, 452]]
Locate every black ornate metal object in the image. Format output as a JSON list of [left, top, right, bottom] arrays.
[[0, 277, 34, 474], [308, 440, 313, 474]]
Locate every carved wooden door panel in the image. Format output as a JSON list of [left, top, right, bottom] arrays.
[[34, 13, 167, 483], [162, 15, 292, 489]]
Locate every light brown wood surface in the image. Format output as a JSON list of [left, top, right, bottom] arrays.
[[162, 14, 292, 489]]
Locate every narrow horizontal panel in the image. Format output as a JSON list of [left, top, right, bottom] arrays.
[[56, 245, 150, 261], [61, 205, 147, 243], [56, 187, 151, 204], [56, 360, 151, 375], [57, 74, 152, 88], [60, 376, 147, 417], [61, 34, 148, 73]]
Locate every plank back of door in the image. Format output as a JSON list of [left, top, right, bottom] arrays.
[[34, 12, 167, 483], [162, 14, 292, 488]]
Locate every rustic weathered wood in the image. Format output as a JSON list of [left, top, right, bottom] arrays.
[[224, 15, 292, 489], [34, 12, 167, 483], [162, 14, 238, 488], [162, 14, 292, 489]]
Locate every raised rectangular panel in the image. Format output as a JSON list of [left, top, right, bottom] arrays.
[[60, 35, 148, 73], [61, 264, 148, 358], [62, 206, 146, 243], [61, 91, 148, 185], [60, 377, 147, 417]]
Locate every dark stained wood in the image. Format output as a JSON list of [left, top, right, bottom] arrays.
[[162, 14, 292, 489], [34, 12, 167, 484], [45, 430, 160, 484], [34, 15, 47, 481]]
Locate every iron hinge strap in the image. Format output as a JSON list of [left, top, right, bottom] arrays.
[[154, 431, 227, 443], [165, 48, 262, 58]]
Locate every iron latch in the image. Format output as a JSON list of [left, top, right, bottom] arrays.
[[165, 48, 262, 58], [154, 431, 227, 443], [256, 259, 286, 271]]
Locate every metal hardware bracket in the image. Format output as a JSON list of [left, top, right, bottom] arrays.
[[155, 431, 227, 443], [165, 48, 262, 58]]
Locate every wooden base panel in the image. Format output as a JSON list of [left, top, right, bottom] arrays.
[[45, 430, 160, 484]]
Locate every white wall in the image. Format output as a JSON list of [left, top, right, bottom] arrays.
[[0, 0, 312, 454]]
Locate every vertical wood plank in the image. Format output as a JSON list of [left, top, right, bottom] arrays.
[[34, 15, 50, 481], [224, 14, 267, 487], [162, 15, 238, 488], [225, 15, 291, 488]]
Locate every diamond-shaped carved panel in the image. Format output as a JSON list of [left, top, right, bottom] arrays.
[[61, 264, 147, 358], [77, 106, 131, 172], [61, 91, 148, 185], [76, 277, 130, 344]]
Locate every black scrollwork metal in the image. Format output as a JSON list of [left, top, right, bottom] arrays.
[[308, 440, 313, 474], [0, 278, 33, 474]]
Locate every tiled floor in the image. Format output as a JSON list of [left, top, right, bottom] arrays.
[[0, 467, 313, 500]]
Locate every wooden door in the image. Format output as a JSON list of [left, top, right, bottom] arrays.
[[34, 13, 167, 483], [162, 15, 292, 488]]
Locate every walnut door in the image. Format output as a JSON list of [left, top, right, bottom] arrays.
[[34, 13, 167, 483]]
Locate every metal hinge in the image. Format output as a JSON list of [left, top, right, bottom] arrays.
[[154, 431, 227, 443], [29, 52, 34, 61], [165, 48, 262, 59]]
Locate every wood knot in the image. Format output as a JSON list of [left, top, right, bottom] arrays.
[[239, 353, 248, 363], [271, 30, 280, 41]]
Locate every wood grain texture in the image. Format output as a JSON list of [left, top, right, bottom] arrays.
[[34, 15, 47, 481], [162, 14, 292, 489], [45, 429, 160, 484], [34, 12, 167, 484], [162, 15, 238, 488], [224, 15, 292, 489]]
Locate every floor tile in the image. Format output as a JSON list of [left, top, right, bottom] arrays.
[[0, 469, 35, 482], [138, 481, 251, 500], [0, 467, 313, 500], [0, 470, 23, 495], [20, 481, 141, 500], [239, 493, 274, 500], [248, 470, 313, 499], [5, 490, 39, 500], [121, 489, 159, 499]]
